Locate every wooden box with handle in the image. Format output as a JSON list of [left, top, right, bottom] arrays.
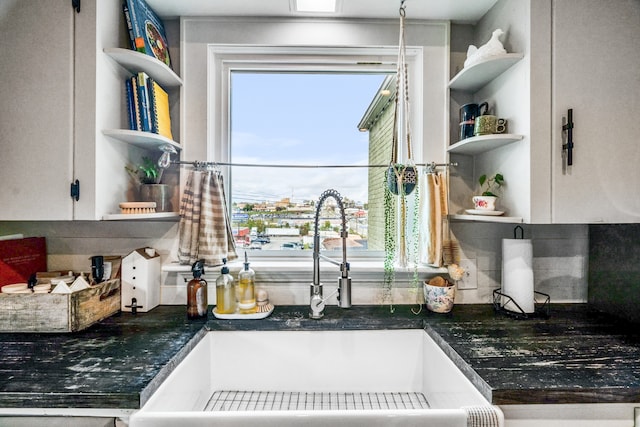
[[0, 279, 121, 333]]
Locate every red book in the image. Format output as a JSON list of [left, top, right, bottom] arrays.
[[0, 237, 47, 288]]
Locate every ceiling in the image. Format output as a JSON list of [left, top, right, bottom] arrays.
[[147, 0, 498, 23]]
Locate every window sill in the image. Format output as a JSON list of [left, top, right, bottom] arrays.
[[161, 258, 446, 306], [162, 258, 447, 276]]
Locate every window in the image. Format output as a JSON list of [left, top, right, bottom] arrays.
[[208, 46, 423, 257], [230, 71, 389, 252]]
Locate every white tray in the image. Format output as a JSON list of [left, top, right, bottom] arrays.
[[212, 305, 274, 319]]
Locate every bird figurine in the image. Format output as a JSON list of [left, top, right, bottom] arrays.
[[464, 29, 507, 68]]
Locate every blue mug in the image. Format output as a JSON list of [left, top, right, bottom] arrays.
[[459, 102, 489, 140]]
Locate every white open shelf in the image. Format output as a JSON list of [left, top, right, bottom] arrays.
[[450, 214, 523, 223], [103, 48, 183, 88], [448, 134, 523, 155], [102, 212, 180, 221], [449, 53, 524, 91], [102, 129, 181, 151]]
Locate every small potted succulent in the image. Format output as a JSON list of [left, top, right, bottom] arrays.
[[126, 156, 172, 212], [472, 173, 504, 211]]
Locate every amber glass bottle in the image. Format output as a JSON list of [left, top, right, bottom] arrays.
[[187, 259, 208, 319]]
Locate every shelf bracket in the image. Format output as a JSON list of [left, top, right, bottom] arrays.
[[562, 108, 575, 166], [70, 179, 80, 201], [71, 0, 80, 13]]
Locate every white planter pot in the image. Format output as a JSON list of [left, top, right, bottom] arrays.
[[472, 195, 497, 211]]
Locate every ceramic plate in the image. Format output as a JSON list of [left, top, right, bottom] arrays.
[[465, 209, 504, 216], [212, 305, 274, 319]]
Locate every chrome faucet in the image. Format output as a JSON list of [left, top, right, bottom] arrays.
[[310, 189, 352, 319]]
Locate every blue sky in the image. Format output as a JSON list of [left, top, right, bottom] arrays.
[[231, 72, 387, 204]]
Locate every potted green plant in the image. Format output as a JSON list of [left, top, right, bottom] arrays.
[[126, 156, 172, 212], [472, 173, 504, 211]]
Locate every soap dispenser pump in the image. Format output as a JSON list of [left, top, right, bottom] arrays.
[[215, 258, 236, 314], [187, 259, 208, 319], [237, 252, 256, 314]]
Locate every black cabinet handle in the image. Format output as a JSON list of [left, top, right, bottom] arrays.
[[562, 109, 575, 166]]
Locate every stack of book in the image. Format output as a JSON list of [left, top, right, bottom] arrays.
[[121, 0, 174, 140], [125, 73, 173, 140]]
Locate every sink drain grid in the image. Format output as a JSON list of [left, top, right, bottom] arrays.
[[205, 391, 430, 412]]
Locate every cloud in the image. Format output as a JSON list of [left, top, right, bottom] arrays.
[[231, 160, 369, 204], [232, 131, 304, 153]]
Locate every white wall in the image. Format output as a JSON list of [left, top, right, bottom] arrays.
[[0, 12, 588, 307], [178, 17, 449, 166], [451, 222, 588, 304]]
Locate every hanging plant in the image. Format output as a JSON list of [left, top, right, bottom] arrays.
[[383, 168, 422, 313], [383, 179, 397, 312], [382, 0, 423, 314], [408, 179, 422, 314]]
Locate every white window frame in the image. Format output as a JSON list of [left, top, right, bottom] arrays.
[[207, 45, 424, 262]]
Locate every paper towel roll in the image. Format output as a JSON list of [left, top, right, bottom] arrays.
[[501, 238, 534, 313]]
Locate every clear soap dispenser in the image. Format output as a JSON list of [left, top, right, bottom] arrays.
[[187, 259, 208, 319], [215, 258, 236, 314], [237, 252, 256, 314]]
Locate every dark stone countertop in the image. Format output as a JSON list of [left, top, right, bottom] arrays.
[[423, 304, 640, 405], [0, 308, 208, 411], [1, 304, 639, 411]]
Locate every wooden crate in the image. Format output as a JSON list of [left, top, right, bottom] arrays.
[[0, 279, 120, 333]]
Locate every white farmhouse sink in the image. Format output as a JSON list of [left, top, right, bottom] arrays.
[[129, 329, 502, 427]]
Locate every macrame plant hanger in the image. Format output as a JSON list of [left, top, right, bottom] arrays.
[[390, 1, 417, 267], [383, 1, 420, 311], [388, 1, 416, 198]]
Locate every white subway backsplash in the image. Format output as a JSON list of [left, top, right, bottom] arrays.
[[450, 222, 588, 304], [0, 221, 589, 306]]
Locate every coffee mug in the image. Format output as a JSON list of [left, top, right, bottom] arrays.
[[459, 102, 489, 140], [474, 115, 507, 136]]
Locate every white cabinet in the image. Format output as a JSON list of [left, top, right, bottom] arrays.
[[0, 0, 181, 221], [0, 0, 75, 220], [449, 0, 640, 224], [547, 0, 640, 223]]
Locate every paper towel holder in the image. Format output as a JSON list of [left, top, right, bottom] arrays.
[[513, 225, 524, 239], [492, 288, 550, 319]]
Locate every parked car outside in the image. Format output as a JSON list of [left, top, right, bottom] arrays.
[[280, 242, 302, 250], [251, 234, 271, 244]]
